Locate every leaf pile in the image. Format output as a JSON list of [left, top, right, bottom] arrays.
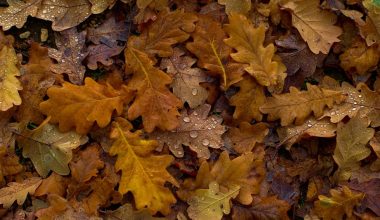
[[1, 0, 380, 219]]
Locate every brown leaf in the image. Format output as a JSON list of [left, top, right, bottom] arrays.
[[224, 122, 268, 154], [0, 177, 42, 208], [232, 196, 290, 220], [86, 44, 124, 70], [150, 104, 225, 158], [48, 28, 88, 85], [87, 15, 129, 45], [35, 172, 68, 197], [348, 178, 380, 216], [160, 47, 208, 108], [0, 0, 42, 31], [69, 144, 105, 183]]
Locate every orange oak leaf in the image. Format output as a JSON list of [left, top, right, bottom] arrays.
[[39, 77, 132, 134], [186, 15, 244, 89], [125, 46, 182, 132], [35, 172, 68, 197]]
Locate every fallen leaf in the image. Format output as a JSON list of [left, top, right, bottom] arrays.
[[0, 147, 23, 183], [348, 178, 380, 216], [150, 104, 225, 159], [69, 144, 105, 183], [260, 84, 345, 126], [224, 122, 268, 154], [230, 76, 265, 123], [340, 38, 380, 75], [0, 177, 42, 208], [314, 186, 364, 220], [35, 172, 67, 197], [0, 32, 22, 111], [125, 46, 182, 132], [160, 47, 208, 108], [186, 15, 244, 89], [109, 118, 178, 215], [89, 0, 116, 14], [39, 77, 131, 134], [104, 203, 164, 220], [224, 13, 286, 91], [48, 28, 88, 85], [333, 115, 374, 182], [87, 15, 129, 45], [232, 196, 290, 220], [277, 117, 336, 149], [0, 0, 41, 31], [281, 0, 342, 54], [18, 120, 88, 177], [86, 44, 124, 70], [217, 0, 251, 15], [187, 182, 239, 220]]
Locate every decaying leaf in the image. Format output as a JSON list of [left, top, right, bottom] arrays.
[[217, 0, 251, 15], [89, 0, 116, 14], [86, 44, 124, 70], [224, 13, 286, 91], [260, 84, 346, 126], [0, 0, 41, 31], [187, 182, 239, 220], [109, 118, 178, 215], [333, 115, 374, 182], [348, 178, 380, 216], [186, 15, 244, 89], [179, 150, 265, 205], [104, 203, 164, 220], [48, 28, 88, 85], [87, 15, 129, 45], [125, 46, 182, 132], [224, 122, 268, 154], [314, 186, 364, 220], [232, 196, 291, 220], [281, 0, 342, 54], [0, 32, 22, 111], [150, 104, 225, 159], [161, 47, 208, 108], [229, 76, 266, 122], [277, 117, 336, 149], [18, 120, 88, 177], [39, 77, 131, 134], [0, 177, 42, 208]]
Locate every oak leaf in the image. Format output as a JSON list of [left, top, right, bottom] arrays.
[[17, 42, 59, 126], [69, 144, 105, 183], [340, 38, 380, 75], [229, 76, 266, 122], [363, 0, 380, 45], [0, 32, 22, 111], [314, 186, 364, 220], [48, 28, 88, 85], [160, 47, 208, 108], [348, 178, 380, 216], [260, 84, 345, 126], [333, 115, 374, 182], [224, 13, 286, 91], [104, 203, 164, 220], [39, 77, 131, 134], [224, 122, 268, 154], [179, 149, 265, 205], [187, 182, 239, 220], [281, 0, 342, 54], [35, 0, 91, 31], [86, 44, 124, 70], [125, 47, 182, 132], [150, 104, 225, 159], [89, 0, 116, 14], [0, 177, 42, 208], [277, 117, 336, 149], [109, 118, 178, 215], [35, 172, 67, 197], [87, 15, 129, 45], [0, 147, 23, 183], [0, 0, 41, 31], [232, 196, 291, 220], [186, 15, 244, 89], [217, 0, 251, 15], [128, 9, 197, 57]]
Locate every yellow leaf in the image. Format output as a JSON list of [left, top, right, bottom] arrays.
[[0, 0, 41, 31], [363, 0, 380, 45], [0, 33, 22, 111], [340, 38, 380, 75], [217, 0, 251, 15], [224, 13, 286, 91], [260, 84, 345, 126], [314, 186, 364, 220], [186, 15, 244, 89], [125, 47, 182, 132], [187, 182, 240, 220], [109, 118, 178, 215], [0, 177, 42, 208], [281, 0, 342, 54], [39, 77, 131, 134], [333, 115, 373, 182], [18, 120, 88, 177]]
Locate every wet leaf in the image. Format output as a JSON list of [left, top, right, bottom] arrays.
[[0, 177, 42, 208]]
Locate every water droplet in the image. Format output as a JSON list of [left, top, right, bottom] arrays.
[[202, 139, 209, 146], [42, 9, 47, 13], [191, 88, 198, 95], [190, 131, 198, 138], [307, 124, 312, 127], [183, 117, 190, 123], [353, 102, 358, 105], [193, 111, 198, 116], [177, 151, 184, 156], [352, 108, 357, 111], [358, 95, 362, 98]]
